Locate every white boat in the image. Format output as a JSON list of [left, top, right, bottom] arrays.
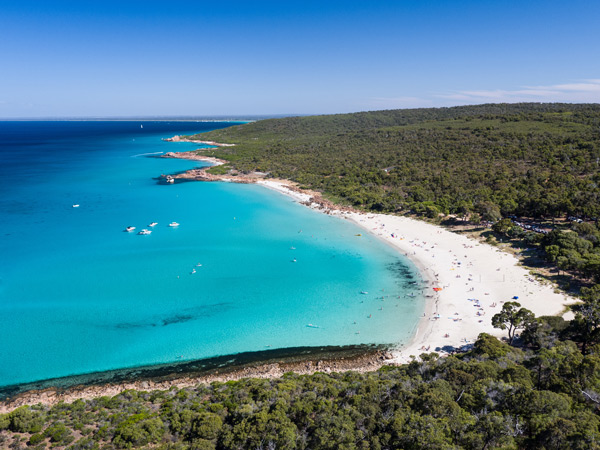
[[125, 226, 136, 232], [137, 229, 152, 235], [72, 204, 80, 208], [169, 222, 180, 227], [360, 291, 368, 295], [148, 222, 158, 227], [306, 324, 319, 328], [140, 124, 143, 128]]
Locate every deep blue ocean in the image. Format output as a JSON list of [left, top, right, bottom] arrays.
[[0, 121, 424, 387]]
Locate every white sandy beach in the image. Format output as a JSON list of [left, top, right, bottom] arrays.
[[0, 171, 578, 412], [257, 180, 576, 363]]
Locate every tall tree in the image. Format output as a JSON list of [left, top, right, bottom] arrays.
[[570, 285, 600, 354], [492, 302, 535, 345]]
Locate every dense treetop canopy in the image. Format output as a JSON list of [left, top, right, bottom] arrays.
[[191, 103, 600, 219], [3, 328, 600, 449]]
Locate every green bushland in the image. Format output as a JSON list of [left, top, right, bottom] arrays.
[[3, 324, 600, 449], [187, 103, 600, 219], [205, 164, 231, 175]]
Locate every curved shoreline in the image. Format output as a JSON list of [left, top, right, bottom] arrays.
[[160, 150, 576, 359], [0, 148, 576, 411], [256, 181, 576, 361]]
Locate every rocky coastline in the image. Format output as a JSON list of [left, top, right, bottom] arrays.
[[162, 135, 236, 146], [160, 151, 355, 213], [0, 346, 393, 413]]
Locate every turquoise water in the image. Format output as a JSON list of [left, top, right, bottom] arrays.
[[0, 121, 425, 387]]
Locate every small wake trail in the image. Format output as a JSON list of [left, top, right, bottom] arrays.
[[131, 151, 164, 158]]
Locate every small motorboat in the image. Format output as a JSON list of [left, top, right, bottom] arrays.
[[168, 222, 180, 227], [306, 324, 319, 328], [125, 226, 136, 232], [72, 204, 80, 208], [148, 222, 158, 227], [137, 229, 152, 235], [360, 291, 368, 295]]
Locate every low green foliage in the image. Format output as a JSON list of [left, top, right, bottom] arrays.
[[2, 328, 600, 449], [112, 413, 164, 448], [206, 164, 231, 175], [3, 406, 44, 433], [44, 421, 70, 443], [28, 432, 45, 446], [188, 103, 600, 219]]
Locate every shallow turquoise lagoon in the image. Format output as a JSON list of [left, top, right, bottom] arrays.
[[0, 121, 425, 387]]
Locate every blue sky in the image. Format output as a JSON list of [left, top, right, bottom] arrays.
[[1, 0, 599, 117]]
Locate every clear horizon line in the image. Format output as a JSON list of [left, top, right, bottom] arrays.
[[0, 114, 310, 122], [2, 101, 599, 122]]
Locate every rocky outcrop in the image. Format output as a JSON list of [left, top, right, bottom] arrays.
[[0, 350, 394, 413], [162, 136, 235, 146]]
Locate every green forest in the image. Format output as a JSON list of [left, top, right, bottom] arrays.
[[5, 325, 600, 449], [190, 103, 600, 220]]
